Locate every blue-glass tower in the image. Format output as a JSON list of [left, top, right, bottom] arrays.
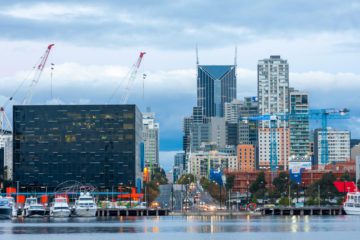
[[197, 65, 236, 117]]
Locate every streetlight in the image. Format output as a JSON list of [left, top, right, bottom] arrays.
[[296, 182, 300, 203], [318, 184, 321, 207]]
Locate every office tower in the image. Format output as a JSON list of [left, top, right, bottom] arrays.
[[143, 112, 160, 169], [197, 65, 236, 117], [257, 55, 290, 170], [225, 99, 242, 123], [314, 128, 350, 165], [173, 152, 185, 182], [13, 104, 143, 190], [289, 89, 310, 157]]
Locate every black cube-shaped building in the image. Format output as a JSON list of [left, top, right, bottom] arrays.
[[13, 104, 143, 190]]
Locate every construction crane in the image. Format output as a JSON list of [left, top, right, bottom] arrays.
[[23, 43, 55, 105], [120, 52, 146, 104], [0, 44, 55, 137], [240, 108, 350, 170], [307, 108, 350, 165]]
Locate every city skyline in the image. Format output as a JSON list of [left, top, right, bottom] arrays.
[[1, 1, 360, 170]]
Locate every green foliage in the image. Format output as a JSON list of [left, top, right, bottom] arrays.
[[146, 167, 168, 203], [278, 196, 291, 206], [151, 167, 168, 184], [306, 172, 340, 203], [225, 174, 235, 191], [200, 176, 210, 190], [272, 172, 289, 196], [340, 171, 351, 181], [250, 171, 266, 199], [177, 174, 195, 184]]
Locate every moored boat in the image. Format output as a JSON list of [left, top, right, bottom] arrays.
[[23, 197, 46, 217], [343, 192, 360, 215], [74, 192, 97, 217], [50, 196, 71, 217], [0, 197, 12, 219]]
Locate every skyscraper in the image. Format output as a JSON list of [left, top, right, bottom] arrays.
[[289, 89, 310, 157], [258, 55, 289, 117], [197, 65, 236, 117], [257, 55, 290, 170], [143, 112, 160, 169]]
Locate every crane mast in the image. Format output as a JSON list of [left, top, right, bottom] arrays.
[[23, 44, 55, 105], [120, 52, 146, 104], [0, 44, 55, 137]]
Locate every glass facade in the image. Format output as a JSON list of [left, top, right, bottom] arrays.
[[13, 104, 143, 190], [197, 65, 236, 117]]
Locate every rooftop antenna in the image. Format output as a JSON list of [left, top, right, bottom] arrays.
[[50, 63, 54, 99], [234, 46, 237, 66], [196, 44, 199, 65]]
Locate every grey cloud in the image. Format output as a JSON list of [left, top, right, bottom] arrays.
[[1, 1, 360, 49]]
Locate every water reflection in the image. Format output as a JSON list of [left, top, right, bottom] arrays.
[[0, 215, 359, 238]]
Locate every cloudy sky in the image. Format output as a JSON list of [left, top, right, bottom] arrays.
[[1, 0, 360, 170]]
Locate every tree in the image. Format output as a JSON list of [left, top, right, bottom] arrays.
[[272, 172, 289, 197], [340, 171, 351, 181], [177, 174, 195, 184], [225, 174, 235, 191], [306, 172, 339, 204], [151, 167, 168, 184], [250, 172, 266, 200]]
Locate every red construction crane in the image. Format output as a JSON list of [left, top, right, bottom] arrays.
[[23, 43, 55, 105], [1, 44, 55, 136], [120, 52, 146, 104]]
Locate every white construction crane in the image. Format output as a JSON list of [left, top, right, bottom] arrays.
[[120, 52, 146, 104]]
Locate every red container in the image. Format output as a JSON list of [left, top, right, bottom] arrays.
[[16, 195, 25, 204], [6, 187, 16, 196], [41, 195, 48, 204]]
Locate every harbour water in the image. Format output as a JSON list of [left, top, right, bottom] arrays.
[[1, 215, 360, 240]]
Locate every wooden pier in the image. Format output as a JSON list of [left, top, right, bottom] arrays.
[[96, 208, 170, 217], [261, 206, 344, 216]]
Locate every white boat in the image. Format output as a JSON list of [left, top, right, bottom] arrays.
[[74, 192, 97, 217], [0, 197, 12, 219], [23, 197, 46, 217], [50, 196, 71, 217], [5, 197, 18, 217], [343, 192, 360, 215]]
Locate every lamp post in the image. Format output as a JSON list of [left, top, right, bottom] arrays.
[[302, 181, 305, 206], [16, 181, 19, 207], [318, 184, 321, 207], [297, 182, 300, 203]]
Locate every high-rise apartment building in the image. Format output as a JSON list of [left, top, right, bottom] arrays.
[[143, 112, 160, 168], [258, 128, 290, 170], [188, 150, 238, 178], [197, 65, 236, 117], [0, 133, 12, 180], [257, 56, 290, 170], [258, 55, 289, 117], [289, 89, 310, 157], [314, 128, 350, 165], [237, 144, 255, 172]]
